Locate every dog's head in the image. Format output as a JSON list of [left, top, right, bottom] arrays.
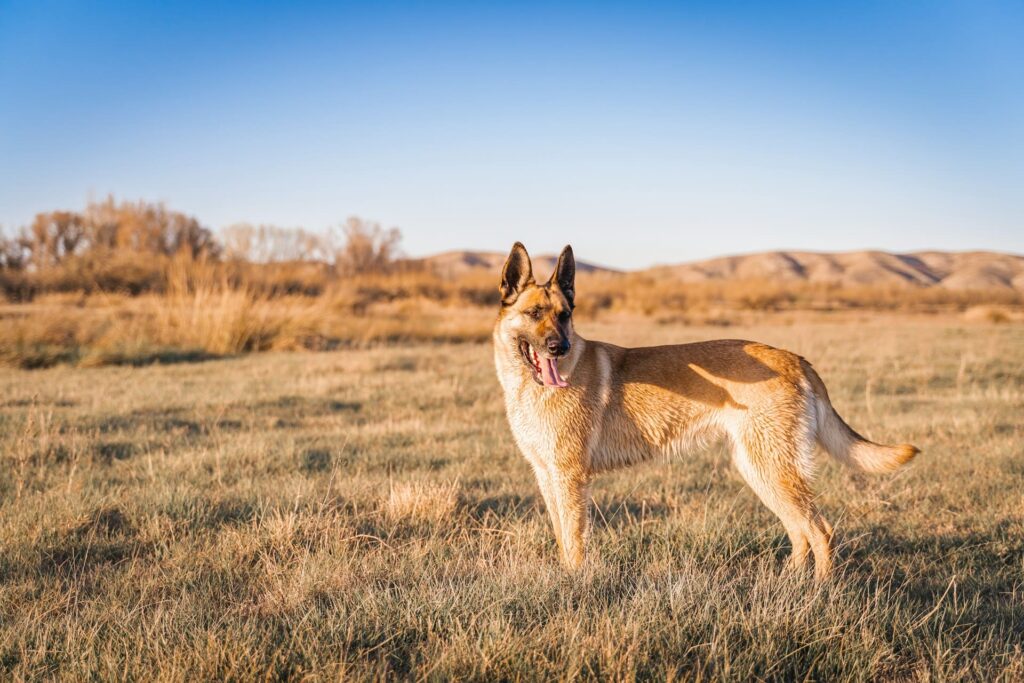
[[495, 242, 575, 388]]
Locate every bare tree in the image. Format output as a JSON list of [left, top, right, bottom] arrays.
[[221, 223, 332, 263], [13, 197, 219, 270], [25, 211, 87, 267], [334, 217, 402, 276], [0, 228, 30, 270], [83, 197, 218, 258]]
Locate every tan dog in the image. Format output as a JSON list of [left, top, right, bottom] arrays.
[[493, 242, 918, 580]]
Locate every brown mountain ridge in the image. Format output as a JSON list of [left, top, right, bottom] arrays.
[[415, 249, 1024, 291]]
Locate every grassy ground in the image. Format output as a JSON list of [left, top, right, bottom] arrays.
[[1, 317, 1022, 680]]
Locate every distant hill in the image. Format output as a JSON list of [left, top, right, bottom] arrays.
[[646, 250, 1024, 291], [411, 250, 616, 279], [415, 249, 1024, 291]]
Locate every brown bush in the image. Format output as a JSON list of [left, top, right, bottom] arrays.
[[963, 304, 1015, 324]]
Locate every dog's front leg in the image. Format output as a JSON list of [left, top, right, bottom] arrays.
[[531, 464, 566, 560], [551, 471, 592, 571]]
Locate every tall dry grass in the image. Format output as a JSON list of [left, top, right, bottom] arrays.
[[2, 247, 1022, 369], [0, 262, 500, 368], [145, 259, 323, 355], [4, 197, 1021, 367]]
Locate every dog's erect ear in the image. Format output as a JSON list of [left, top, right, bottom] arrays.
[[550, 245, 575, 309], [500, 242, 534, 305]]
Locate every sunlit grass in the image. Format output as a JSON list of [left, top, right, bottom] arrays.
[[0, 319, 1021, 679]]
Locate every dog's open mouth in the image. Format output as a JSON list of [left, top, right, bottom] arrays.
[[518, 339, 568, 388]]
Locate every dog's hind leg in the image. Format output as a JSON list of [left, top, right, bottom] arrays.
[[730, 430, 833, 581]]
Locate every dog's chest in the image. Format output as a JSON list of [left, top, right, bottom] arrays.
[[501, 383, 576, 467], [494, 344, 590, 466]]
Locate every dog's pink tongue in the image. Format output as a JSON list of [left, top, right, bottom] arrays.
[[540, 357, 568, 388]]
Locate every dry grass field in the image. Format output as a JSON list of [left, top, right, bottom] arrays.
[[1, 316, 1022, 680]]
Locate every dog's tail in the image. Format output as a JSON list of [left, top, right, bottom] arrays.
[[803, 361, 919, 473]]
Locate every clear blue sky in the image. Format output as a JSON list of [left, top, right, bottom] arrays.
[[1, 1, 1022, 268]]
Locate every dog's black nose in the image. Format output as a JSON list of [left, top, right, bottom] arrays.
[[547, 338, 570, 356]]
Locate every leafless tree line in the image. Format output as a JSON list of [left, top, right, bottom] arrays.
[[221, 217, 402, 275], [0, 198, 403, 277]]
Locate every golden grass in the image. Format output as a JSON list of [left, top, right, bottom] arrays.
[[1, 318, 1021, 679], [1, 258, 1022, 369], [385, 480, 461, 525], [962, 304, 1018, 324]]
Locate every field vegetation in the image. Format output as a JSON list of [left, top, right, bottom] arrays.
[[2, 199, 1022, 371], [1, 318, 1022, 679], [2, 198, 1022, 678]]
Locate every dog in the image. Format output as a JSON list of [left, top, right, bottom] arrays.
[[493, 242, 918, 580]]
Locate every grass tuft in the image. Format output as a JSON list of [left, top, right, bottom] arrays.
[[386, 480, 461, 525]]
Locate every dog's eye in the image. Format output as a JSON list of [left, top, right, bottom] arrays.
[[558, 310, 571, 322], [525, 307, 542, 320]]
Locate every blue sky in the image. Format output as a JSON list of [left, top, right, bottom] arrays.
[[1, 1, 1022, 268]]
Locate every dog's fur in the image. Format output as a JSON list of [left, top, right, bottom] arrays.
[[494, 242, 919, 580]]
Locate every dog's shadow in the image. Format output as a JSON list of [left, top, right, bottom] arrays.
[[469, 493, 539, 521], [591, 499, 674, 531]]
